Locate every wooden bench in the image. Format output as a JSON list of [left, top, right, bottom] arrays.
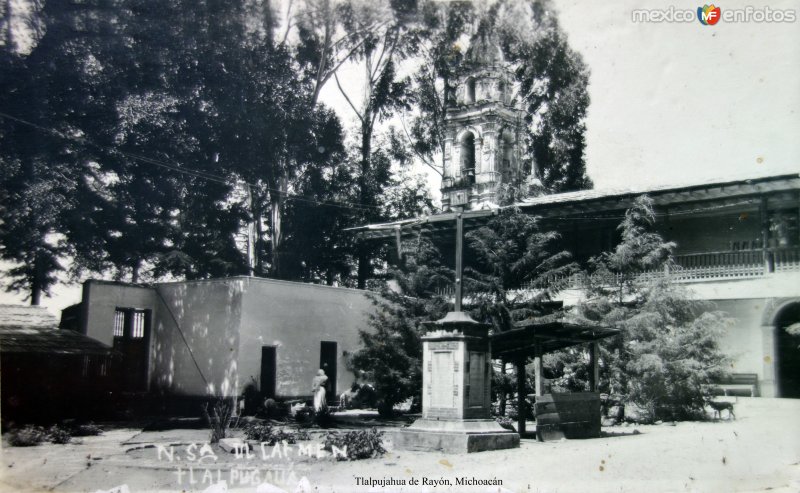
[[712, 373, 759, 397]]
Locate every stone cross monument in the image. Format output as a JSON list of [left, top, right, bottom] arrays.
[[393, 214, 520, 453]]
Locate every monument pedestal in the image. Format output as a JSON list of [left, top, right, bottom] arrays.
[[392, 311, 519, 453], [392, 418, 519, 453]]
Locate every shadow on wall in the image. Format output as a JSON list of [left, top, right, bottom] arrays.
[[150, 280, 244, 405]]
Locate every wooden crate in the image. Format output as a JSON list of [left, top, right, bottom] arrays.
[[534, 392, 601, 441]]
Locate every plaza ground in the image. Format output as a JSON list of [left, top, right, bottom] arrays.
[[1, 397, 798, 493]]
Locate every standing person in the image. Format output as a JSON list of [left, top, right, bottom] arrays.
[[312, 369, 328, 412]]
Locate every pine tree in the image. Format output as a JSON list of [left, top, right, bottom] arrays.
[[573, 196, 731, 422], [464, 206, 578, 332], [348, 237, 450, 416]]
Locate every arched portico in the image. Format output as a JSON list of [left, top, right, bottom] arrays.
[[773, 301, 800, 397], [762, 298, 800, 398]]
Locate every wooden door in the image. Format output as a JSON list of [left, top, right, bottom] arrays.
[[261, 346, 277, 399], [320, 341, 337, 401]]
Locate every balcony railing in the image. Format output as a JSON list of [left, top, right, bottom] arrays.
[[433, 247, 800, 297], [671, 249, 766, 280], [773, 246, 800, 273]]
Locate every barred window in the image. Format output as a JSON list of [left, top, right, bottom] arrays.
[[114, 308, 148, 339], [113, 310, 125, 337], [132, 311, 146, 339]]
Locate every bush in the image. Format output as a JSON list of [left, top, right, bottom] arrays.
[[293, 405, 314, 427], [7, 425, 47, 447], [323, 428, 385, 461], [495, 416, 515, 432], [349, 384, 378, 409], [242, 379, 261, 417], [47, 425, 72, 444], [201, 398, 235, 443], [313, 406, 332, 428], [71, 422, 103, 437], [242, 422, 311, 445], [262, 398, 278, 417]]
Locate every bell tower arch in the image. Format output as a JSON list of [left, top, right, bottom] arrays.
[[441, 32, 528, 210]]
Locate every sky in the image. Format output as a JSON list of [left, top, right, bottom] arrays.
[[552, 0, 799, 189], [2, 0, 799, 313]]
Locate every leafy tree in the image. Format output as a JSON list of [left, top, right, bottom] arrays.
[[0, 9, 97, 302], [2, 0, 353, 288], [586, 194, 675, 304], [332, 0, 419, 289], [279, 109, 354, 284], [348, 236, 450, 416], [403, 0, 593, 193], [572, 196, 731, 421], [494, 0, 592, 192], [401, 0, 473, 176], [0, 152, 74, 304], [464, 206, 578, 332], [40, 0, 250, 283]]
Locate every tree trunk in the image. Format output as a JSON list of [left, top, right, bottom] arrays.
[[253, 191, 265, 275], [270, 177, 287, 279], [30, 277, 41, 306], [131, 260, 141, 284], [356, 123, 372, 289], [30, 254, 44, 306], [246, 185, 256, 276]]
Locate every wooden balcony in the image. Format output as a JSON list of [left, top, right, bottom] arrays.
[[435, 247, 800, 297], [673, 247, 799, 280], [671, 249, 767, 280], [560, 247, 800, 288]]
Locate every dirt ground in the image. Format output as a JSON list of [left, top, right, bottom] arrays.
[[1, 397, 798, 493]]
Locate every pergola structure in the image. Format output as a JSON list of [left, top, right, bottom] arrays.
[[491, 319, 619, 435]]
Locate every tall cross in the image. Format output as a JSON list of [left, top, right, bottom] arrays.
[[454, 212, 464, 312]]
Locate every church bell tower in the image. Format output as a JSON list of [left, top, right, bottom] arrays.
[[441, 32, 530, 210]]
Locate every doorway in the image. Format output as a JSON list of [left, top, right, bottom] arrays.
[[320, 341, 337, 401], [112, 308, 150, 392], [261, 346, 277, 399], [776, 303, 800, 398]]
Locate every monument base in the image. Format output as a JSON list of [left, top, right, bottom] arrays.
[[389, 419, 520, 454]]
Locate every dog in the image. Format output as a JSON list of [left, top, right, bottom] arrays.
[[708, 400, 735, 420]]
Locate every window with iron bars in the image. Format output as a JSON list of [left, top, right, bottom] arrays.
[[113, 308, 148, 339]]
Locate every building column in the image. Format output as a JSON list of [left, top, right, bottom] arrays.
[[761, 324, 778, 397], [588, 342, 600, 393], [499, 360, 507, 416], [533, 347, 544, 397], [760, 197, 774, 273], [482, 133, 495, 173], [443, 137, 453, 178], [474, 137, 482, 174], [515, 358, 526, 435]]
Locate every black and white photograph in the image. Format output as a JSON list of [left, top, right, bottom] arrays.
[[0, 0, 798, 491]]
